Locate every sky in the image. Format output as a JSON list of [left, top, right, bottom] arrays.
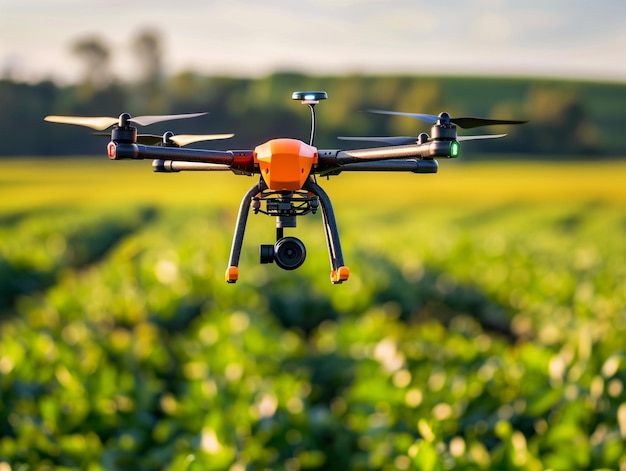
[[1, 0, 625, 84]]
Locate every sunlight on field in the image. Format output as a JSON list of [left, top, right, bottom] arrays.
[[0, 158, 253, 212], [324, 159, 626, 206], [2, 158, 626, 214]]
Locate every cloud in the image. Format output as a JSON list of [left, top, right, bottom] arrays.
[[472, 13, 512, 42]]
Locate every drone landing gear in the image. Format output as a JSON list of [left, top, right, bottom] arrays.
[[225, 179, 349, 284], [303, 179, 350, 284]]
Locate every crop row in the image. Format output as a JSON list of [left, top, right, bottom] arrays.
[[1, 202, 625, 470], [0, 207, 156, 312]]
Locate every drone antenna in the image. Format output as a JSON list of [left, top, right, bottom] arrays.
[[292, 91, 328, 146], [308, 102, 317, 146]]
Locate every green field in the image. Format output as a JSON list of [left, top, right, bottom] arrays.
[[1, 157, 626, 470]]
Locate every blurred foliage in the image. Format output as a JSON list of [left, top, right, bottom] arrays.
[[0, 159, 625, 469], [1, 72, 625, 157]]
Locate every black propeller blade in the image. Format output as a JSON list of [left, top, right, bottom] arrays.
[[338, 133, 507, 146], [367, 110, 527, 129]]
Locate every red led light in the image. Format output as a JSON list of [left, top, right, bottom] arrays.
[[107, 142, 116, 159]]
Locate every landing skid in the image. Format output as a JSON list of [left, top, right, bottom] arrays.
[[225, 178, 349, 284]]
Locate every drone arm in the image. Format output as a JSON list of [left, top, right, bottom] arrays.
[[334, 141, 455, 164], [318, 159, 439, 176], [316, 144, 445, 175], [152, 160, 232, 172], [110, 142, 235, 165]]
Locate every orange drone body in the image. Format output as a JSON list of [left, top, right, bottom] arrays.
[[254, 138, 318, 191]]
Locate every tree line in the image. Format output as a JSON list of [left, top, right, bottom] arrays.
[[1, 30, 624, 158]]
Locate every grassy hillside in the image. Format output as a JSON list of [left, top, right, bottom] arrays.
[[1, 158, 626, 470]]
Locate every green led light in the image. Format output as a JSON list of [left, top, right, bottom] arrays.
[[450, 141, 460, 158]]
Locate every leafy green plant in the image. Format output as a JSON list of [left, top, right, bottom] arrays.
[[1, 161, 625, 470]]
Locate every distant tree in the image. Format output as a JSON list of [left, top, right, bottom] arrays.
[[133, 29, 164, 86], [524, 85, 602, 155], [72, 35, 112, 93], [132, 29, 165, 112]]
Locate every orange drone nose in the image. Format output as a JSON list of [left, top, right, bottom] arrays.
[[254, 138, 318, 191]]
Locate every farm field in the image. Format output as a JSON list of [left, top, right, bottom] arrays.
[[1, 157, 626, 470]]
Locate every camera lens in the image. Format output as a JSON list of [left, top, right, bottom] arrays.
[[274, 237, 306, 270]]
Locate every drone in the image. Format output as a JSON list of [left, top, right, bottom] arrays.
[[45, 91, 526, 284]]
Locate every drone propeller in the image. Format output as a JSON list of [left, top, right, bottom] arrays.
[[457, 134, 507, 141], [338, 133, 507, 146], [94, 131, 234, 146], [168, 133, 234, 146], [367, 110, 527, 129], [44, 112, 208, 131]]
